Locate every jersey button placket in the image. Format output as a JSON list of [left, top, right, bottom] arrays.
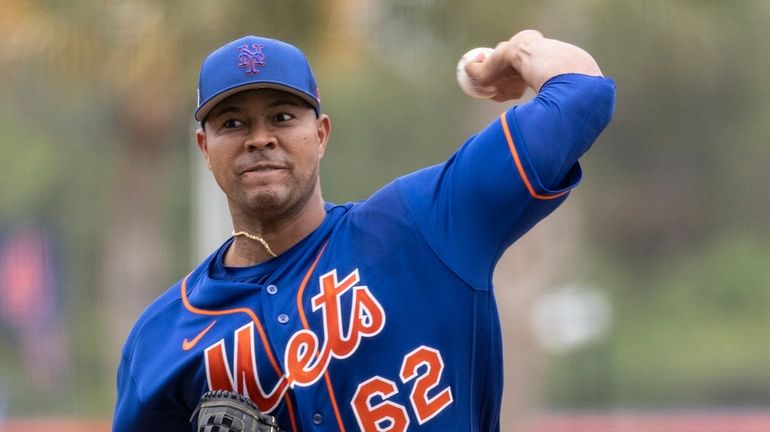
[[263, 283, 289, 325]]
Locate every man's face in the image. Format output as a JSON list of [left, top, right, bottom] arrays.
[[196, 89, 330, 220]]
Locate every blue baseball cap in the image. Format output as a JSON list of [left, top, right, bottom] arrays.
[[195, 35, 320, 121]]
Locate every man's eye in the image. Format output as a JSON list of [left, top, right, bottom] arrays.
[[275, 113, 294, 122], [222, 119, 243, 128]]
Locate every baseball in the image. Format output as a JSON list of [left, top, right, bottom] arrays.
[[456, 47, 496, 99]]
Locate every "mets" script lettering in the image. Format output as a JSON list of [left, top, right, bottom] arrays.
[[203, 268, 386, 413]]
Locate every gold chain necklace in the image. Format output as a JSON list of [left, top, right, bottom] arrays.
[[231, 230, 278, 258]]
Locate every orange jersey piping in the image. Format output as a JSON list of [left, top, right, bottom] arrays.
[[295, 242, 346, 431], [181, 274, 299, 432], [499, 113, 570, 200]]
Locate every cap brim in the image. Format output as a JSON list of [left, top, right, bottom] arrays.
[[195, 83, 319, 122]]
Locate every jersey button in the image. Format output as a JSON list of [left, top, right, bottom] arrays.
[[266, 284, 278, 295], [277, 313, 289, 324], [312, 413, 323, 425]]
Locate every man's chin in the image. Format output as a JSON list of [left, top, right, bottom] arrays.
[[246, 190, 285, 210]]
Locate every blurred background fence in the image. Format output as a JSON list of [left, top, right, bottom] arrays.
[[0, 0, 768, 430]]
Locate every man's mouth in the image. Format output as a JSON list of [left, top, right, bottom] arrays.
[[241, 162, 288, 174]]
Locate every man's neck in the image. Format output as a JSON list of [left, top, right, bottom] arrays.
[[225, 196, 326, 267]]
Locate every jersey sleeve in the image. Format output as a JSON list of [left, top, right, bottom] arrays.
[[112, 287, 200, 432], [395, 73, 615, 291]]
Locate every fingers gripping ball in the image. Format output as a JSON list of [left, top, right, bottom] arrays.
[[456, 47, 496, 99], [191, 390, 285, 432]]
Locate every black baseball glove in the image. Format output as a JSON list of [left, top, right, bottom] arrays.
[[191, 390, 285, 432]]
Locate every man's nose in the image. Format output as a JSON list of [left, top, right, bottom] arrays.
[[244, 126, 277, 151]]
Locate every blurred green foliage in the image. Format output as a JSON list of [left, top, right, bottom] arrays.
[[547, 234, 770, 408], [0, 0, 767, 419]]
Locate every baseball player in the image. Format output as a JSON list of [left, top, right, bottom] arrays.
[[113, 29, 615, 431]]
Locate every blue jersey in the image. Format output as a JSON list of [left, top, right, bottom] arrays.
[[114, 74, 615, 431]]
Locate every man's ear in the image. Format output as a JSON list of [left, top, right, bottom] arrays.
[[195, 128, 212, 170], [317, 114, 331, 158]]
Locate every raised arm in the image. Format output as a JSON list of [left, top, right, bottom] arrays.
[[465, 29, 603, 101]]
